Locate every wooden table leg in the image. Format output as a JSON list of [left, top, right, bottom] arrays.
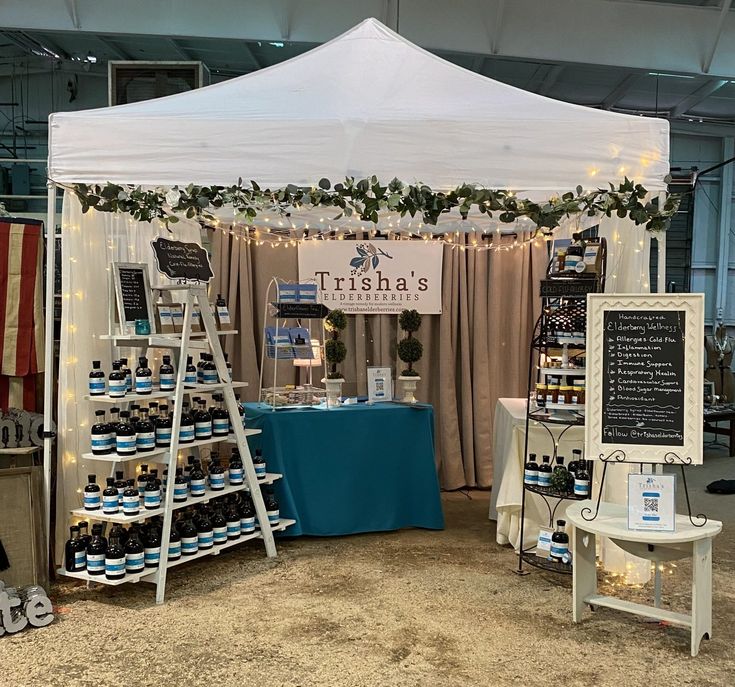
[[691, 537, 713, 657], [573, 526, 596, 622]]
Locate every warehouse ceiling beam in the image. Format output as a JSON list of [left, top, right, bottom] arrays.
[[168, 38, 193, 61], [601, 72, 639, 109], [536, 64, 565, 96], [703, 0, 733, 73], [97, 35, 132, 60], [241, 42, 261, 70], [670, 77, 729, 117]]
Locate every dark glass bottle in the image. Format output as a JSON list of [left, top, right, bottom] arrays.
[[211, 394, 230, 437], [135, 356, 152, 395], [109, 523, 128, 548], [168, 525, 181, 561], [64, 525, 86, 572], [148, 401, 160, 424], [568, 449, 582, 479], [91, 409, 113, 455], [196, 508, 214, 549], [173, 467, 188, 503], [201, 354, 218, 384], [226, 499, 241, 540], [179, 402, 195, 444], [224, 351, 233, 381], [239, 493, 256, 534], [144, 525, 161, 568], [234, 393, 245, 431], [194, 400, 212, 440], [83, 474, 101, 511], [228, 449, 243, 485], [115, 411, 136, 457], [523, 453, 539, 486], [108, 360, 126, 398], [158, 354, 175, 391], [196, 353, 207, 384], [144, 475, 161, 510], [122, 478, 140, 516], [86, 529, 107, 576], [189, 459, 206, 497], [124, 527, 145, 574], [119, 357, 133, 393], [262, 488, 280, 528], [108, 406, 121, 433], [155, 404, 172, 447], [179, 515, 198, 556], [211, 507, 227, 545], [550, 520, 570, 561], [537, 455, 552, 488], [137, 464, 149, 500], [114, 470, 127, 505], [88, 360, 106, 396], [574, 460, 591, 498], [92, 523, 107, 550], [102, 477, 119, 514], [252, 448, 267, 481], [78, 520, 92, 549], [129, 404, 140, 430], [105, 532, 126, 580], [134, 408, 155, 453], [184, 355, 197, 385], [208, 455, 225, 491]]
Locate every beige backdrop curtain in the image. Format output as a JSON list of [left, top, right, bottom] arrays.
[[213, 231, 545, 490]]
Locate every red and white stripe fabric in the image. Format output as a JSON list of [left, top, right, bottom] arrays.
[[0, 219, 45, 411]]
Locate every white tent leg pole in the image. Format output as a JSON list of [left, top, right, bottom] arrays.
[[657, 191, 667, 294], [43, 181, 57, 571]]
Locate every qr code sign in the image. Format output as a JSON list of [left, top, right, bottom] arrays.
[[643, 497, 659, 513]]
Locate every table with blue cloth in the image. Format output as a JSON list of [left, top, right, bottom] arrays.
[[244, 402, 444, 536]]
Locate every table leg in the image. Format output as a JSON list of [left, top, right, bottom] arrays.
[[729, 419, 735, 456], [573, 527, 596, 623], [691, 538, 713, 657]]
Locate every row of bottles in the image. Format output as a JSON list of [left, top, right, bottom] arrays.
[[89, 353, 233, 398], [66, 489, 280, 579], [82, 449, 268, 513], [90, 393, 246, 456], [523, 449, 592, 497]]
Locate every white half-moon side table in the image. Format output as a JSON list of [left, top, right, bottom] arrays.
[[566, 501, 723, 657]]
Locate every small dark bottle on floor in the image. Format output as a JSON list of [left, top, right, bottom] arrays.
[[88, 360, 106, 396], [103, 477, 119, 514], [83, 474, 101, 510], [86, 528, 107, 576], [158, 355, 176, 391], [64, 525, 86, 572], [105, 532, 126, 580], [135, 356, 152, 395]]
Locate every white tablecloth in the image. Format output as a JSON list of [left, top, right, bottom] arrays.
[[490, 398, 585, 550]]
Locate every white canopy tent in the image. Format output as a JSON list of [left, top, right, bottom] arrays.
[[44, 18, 671, 571]]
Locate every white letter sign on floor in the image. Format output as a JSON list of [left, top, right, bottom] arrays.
[[298, 240, 443, 314]]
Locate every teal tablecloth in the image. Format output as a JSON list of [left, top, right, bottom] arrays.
[[245, 402, 444, 536]]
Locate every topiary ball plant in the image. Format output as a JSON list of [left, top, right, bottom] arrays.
[[397, 309, 423, 377], [324, 309, 348, 379]]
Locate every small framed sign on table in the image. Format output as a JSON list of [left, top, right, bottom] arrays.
[[628, 473, 676, 532], [367, 367, 392, 403], [111, 262, 156, 334]]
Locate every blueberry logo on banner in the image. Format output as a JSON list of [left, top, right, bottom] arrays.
[[349, 243, 393, 275]]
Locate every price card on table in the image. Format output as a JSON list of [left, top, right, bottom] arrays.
[[627, 473, 676, 532]]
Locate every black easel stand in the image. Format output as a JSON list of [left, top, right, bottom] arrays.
[[581, 450, 708, 527]]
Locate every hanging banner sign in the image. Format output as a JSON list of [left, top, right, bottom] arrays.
[[151, 237, 213, 283], [585, 294, 704, 464], [298, 241, 442, 314]]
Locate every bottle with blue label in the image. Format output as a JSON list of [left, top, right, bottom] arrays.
[[135, 408, 155, 452], [195, 509, 214, 550], [253, 449, 267, 481], [148, 401, 159, 424], [537, 455, 552, 489], [211, 394, 230, 437], [78, 520, 92, 549], [86, 528, 107, 576], [178, 402, 195, 444], [550, 520, 570, 562], [64, 525, 86, 572], [194, 399, 212, 440], [173, 467, 188, 503], [115, 411, 137, 457], [108, 360, 127, 398], [158, 355, 176, 391], [88, 360, 106, 396], [168, 525, 181, 561], [228, 449, 243, 485], [179, 515, 199, 556], [83, 474, 101, 511], [105, 532, 126, 581], [523, 453, 539, 486], [574, 460, 591, 498], [224, 351, 233, 381], [122, 478, 140, 516], [155, 404, 173, 447], [137, 464, 149, 500], [119, 358, 133, 393], [135, 356, 153, 395], [108, 406, 121, 433], [567, 449, 582, 480], [189, 460, 207, 497], [144, 525, 161, 568], [102, 477, 119, 514], [196, 353, 206, 383], [262, 488, 280, 528], [211, 507, 228, 545], [114, 470, 127, 505], [226, 499, 241, 540], [91, 409, 114, 456], [208, 455, 225, 491], [184, 355, 197, 386], [239, 493, 256, 534], [144, 475, 161, 510], [124, 527, 145, 574], [201, 354, 218, 384]]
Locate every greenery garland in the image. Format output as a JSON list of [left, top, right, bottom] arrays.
[[69, 176, 679, 233]]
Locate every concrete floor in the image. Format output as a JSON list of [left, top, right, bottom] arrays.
[[2, 446, 734, 687]]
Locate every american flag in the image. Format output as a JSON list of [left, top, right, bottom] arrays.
[[0, 219, 45, 411]]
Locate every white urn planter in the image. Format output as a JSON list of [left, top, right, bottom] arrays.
[[398, 375, 421, 404], [323, 377, 344, 408]]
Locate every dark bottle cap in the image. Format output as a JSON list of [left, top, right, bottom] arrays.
[[95, 410, 105, 417], [92, 360, 101, 368], [106, 477, 115, 485], [120, 411, 130, 418], [120, 358, 128, 365], [87, 474, 96, 483], [163, 355, 171, 364], [139, 356, 148, 367], [112, 361, 121, 370], [127, 478, 135, 486], [557, 520, 566, 527]]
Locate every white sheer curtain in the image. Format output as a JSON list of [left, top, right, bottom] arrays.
[[55, 193, 201, 563]]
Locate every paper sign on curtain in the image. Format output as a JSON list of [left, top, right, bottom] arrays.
[[298, 241, 442, 314]]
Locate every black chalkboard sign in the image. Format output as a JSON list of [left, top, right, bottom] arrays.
[[151, 237, 213, 283], [112, 262, 155, 329], [274, 303, 330, 319], [601, 310, 685, 446]]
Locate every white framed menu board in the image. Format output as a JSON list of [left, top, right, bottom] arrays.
[[585, 293, 704, 464]]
